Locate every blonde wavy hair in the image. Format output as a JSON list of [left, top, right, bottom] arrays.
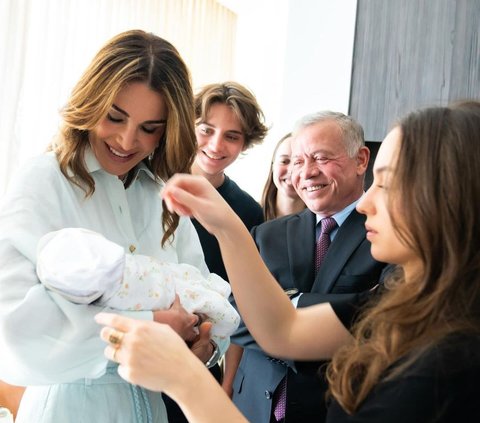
[[327, 101, 480, 414], [49, 30, 196, 246]]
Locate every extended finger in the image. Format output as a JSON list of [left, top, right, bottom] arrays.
[[167, 186, 200, 209], [163, 190, 193, 216], [197, 321, 213, 339], [95, 312, 133, 332], [102, 327, 125, 348], [105, 345, 121, 363], [162, 183, 203, 217], [164, 173, 203, 192]]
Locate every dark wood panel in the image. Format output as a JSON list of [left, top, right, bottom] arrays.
[[449, 0, 480, 101], [364, 141, 380, 190], [349, 0, 479, 141]]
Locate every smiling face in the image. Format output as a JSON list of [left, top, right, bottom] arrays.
[[89, 82, 167, 179], [193, 102, 246, 186], [272, 136, 297, 198], [356, 127, 419, 274], [291, 120, 369, 216]]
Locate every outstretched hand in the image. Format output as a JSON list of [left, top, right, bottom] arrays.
[[96, 312, 249, 422], [162, 174, 238, 237], [96, 312, 203, 394]]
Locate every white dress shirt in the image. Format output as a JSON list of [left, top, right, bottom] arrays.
[[0, 148, 227, 385]]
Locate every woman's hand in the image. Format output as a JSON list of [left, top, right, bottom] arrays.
[[96, 312, 248, 422], [162, 174, 239, 237], [95, 312, 199, 393], [153, 295, 199, 342]]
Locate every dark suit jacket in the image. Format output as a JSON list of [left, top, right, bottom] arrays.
[[231, 208, 388, 423]]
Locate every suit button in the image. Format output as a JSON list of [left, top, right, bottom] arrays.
[[265, 390, 272, 399]]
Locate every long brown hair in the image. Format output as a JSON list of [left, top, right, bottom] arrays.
[[261, 133, 292, 220], [327, 101, 480, 413], [50, 30, 196, 246], [194, 81, 268, 149]]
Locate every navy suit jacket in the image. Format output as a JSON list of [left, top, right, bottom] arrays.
[[231, 208, 388, 423]]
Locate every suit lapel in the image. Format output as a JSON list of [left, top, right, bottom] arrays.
[[286, 209, 316, 292], [312, 210, 366, 293]]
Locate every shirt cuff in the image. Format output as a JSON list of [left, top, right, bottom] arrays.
[[291, 292, 302, 308]]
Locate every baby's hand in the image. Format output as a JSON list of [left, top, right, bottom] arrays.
[[189, 321, 215, 365], [153, 295, 199, 342]]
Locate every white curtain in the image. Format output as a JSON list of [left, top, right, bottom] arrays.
[[0, 0, 236, 195]]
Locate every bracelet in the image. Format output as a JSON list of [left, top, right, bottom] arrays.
[[205, 340, 220, 368], [284, 287, 300, 299]]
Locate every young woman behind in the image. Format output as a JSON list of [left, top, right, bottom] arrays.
[[326, 100, 480, 420], [97, 101, 480, 422], [261, 133, 306, 220]]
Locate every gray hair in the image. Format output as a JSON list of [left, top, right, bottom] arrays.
[[292, 111, 365, 158]]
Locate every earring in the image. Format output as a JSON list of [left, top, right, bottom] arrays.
[[149, 144, 159, 161]]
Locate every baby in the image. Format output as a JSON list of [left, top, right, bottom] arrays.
[[36, 228, 240, 339]]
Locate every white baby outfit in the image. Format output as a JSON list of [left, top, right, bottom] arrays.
[[37, 228, 240, 339]]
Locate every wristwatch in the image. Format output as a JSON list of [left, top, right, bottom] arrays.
[[284, 288, 300, 299], [205, 339, 220, 368]]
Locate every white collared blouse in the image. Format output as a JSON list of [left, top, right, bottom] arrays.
[[0, 149, 218, 385]]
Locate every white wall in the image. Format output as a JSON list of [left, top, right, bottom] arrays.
[[225, 0, 358, 200], [0, 0, 358, 199], [0, 0, 238, 196]]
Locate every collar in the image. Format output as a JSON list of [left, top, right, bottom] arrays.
[[84, 146, 102, 173], [83, 146, 158, 183], [315, 196, 362, 228]]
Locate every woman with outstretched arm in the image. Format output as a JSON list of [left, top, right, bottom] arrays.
[[97, 101, 480, 422]]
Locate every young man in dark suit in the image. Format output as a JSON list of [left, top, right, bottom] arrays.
[[231, 111, 389, 423]]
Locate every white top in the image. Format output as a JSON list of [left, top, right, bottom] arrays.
[[0, 149, 228, 385], [37, 228, 240, 339]]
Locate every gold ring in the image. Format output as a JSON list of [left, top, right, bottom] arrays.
[[112, 348, 118, 362], [108, 329, 124, 347]]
